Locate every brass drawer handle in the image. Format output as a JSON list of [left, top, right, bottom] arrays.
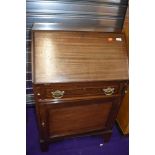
[[103, 87, 115, 96], [51, 90, 65, 99]]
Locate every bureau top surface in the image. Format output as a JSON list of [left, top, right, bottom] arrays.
[[32, 31, 128, 83]]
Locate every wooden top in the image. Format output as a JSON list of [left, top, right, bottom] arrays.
[[32, 31, 128, 83]]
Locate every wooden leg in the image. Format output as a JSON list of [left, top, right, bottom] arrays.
[[103, 132, 112, 143], [40, 141, 49, 152]]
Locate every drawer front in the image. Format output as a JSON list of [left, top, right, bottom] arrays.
[[34, 82, 121, 100]]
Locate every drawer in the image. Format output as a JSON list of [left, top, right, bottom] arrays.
[[34, 82, 121, 100]]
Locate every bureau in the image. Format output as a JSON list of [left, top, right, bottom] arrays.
[[31, 29, 128, 151]]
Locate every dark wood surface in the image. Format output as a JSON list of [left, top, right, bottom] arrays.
[[36, 91, 123, 141], [48, 101, 112, 136], [33, 81, 128, 151], [33, 81, 126, 101], [32, 31, 128, 83], [32, 31, 129, 151]]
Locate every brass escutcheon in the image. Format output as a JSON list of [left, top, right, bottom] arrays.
[[51, 90, 65, 99], [103, 87, 115, 96]]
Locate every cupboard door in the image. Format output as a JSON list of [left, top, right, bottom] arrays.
[[40, 97, 121, 138]]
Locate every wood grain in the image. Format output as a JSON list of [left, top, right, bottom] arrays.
[[33, 81, 121, 100], [32, 30, 129, 151], [49, 102, 112, 136], [32, 31, 128, 83]]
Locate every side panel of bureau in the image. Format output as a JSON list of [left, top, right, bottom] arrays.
[[116, 8, 129, 134]]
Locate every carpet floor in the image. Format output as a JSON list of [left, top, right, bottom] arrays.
[[26, 106, 129, 155]]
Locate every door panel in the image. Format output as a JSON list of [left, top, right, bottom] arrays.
[[48, 101, 113, 137]]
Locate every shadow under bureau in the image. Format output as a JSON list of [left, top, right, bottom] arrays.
[[31, 29, 128, 151]]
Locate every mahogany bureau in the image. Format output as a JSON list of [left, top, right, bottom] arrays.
[[31, 29, 128, 151]]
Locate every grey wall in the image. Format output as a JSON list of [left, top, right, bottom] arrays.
[[26, 0, 128, 104]]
